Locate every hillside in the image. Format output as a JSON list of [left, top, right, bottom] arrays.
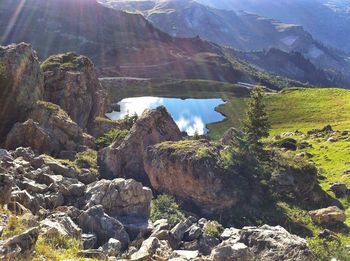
[[0, 0, 304, 89], [198, 0, 350, 53], [100, 0, 350, 87]]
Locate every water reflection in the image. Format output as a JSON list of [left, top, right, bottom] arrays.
[[106, 97, 225, 135]]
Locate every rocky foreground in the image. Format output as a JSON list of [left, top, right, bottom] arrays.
[[0, 43, 347, 260]]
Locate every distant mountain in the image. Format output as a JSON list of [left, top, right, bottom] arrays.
[[235, 48, 340, 87], [197, 0, 350, 54], [0, 0, 303, 89], [99, 0, 350, 86]]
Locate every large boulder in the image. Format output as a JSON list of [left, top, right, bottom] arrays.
[[143, 140, 238, 214], [4, 101, 94, 156], [309, 206, 346, 224], [238, 225, 315, 261], [41, 53, 109, 131], [77, 205, 130, 249], [99, 106, 182, 183], [85, 178, 152, 218], [0, 43, 44, 142]]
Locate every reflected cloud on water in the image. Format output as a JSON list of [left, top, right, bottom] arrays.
[[106, 96, 225, 135]]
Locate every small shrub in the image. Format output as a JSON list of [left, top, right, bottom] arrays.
[[0, 215, 28, 240], [203, 221, 224, 238], [150, 194, 185, 226], [95, 128, 129, 149], [74, 149, 97, 170], [308, 237, 349, 261]]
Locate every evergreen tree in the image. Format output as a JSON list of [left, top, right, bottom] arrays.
[[243, 86, 270, 150]]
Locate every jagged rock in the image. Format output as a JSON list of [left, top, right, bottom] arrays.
[[0, 227, 39, 260], [0, 43, 44, 142], [210, 243, 253, 261], [82, 233, 97, 249], [85, 178, 152, 218], [10, 190, 43, 214], [78, 205, 130, 248], [0, 174, 13, 205], [42, 52, 109, 131], [130, 237, 160, 261], [329, 183, 348, 198], [239, 225, 315, 261], [119, 217, 154, 241], [40, 212, 81, 239], [4, 101, 94, 156], [144, 140, 238, 214], [184, 225, 202, 241], [99, 106, 182, 183], [171, 218, 194, 242], [309, 206, 346, 224]]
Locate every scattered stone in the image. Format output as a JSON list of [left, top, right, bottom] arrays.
[[318, 229, 340, 241], [82, 233, 97, 250], [309, 206, 346, 224], [330, 183, 348, 198]]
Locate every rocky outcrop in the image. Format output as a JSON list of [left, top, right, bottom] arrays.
[[99, 106, 182, 183], [0, 43, 44, 142], [4, 101, 94, 157], [309, 206, 346, 225], [85, 178, 152, 218], [41, 53, 109, 131], [144, 140, 238, 214]]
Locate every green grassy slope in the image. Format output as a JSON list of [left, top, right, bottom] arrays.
[[209, 88, 350, 138]]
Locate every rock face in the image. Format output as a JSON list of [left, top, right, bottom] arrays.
[[0, 43, 44, 142], [4, 101, 94, 156], [41, 53, 109, 131], [144, 140, 238, 214], [99, 106, 182, 183], [309, 206, 346, 224], [85, 178, 152, 218]]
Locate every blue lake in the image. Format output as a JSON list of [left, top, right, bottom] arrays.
[[106, 97, 226, 135]]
